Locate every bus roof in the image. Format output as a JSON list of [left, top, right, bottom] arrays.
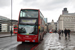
[[21, 8, 40, 11]]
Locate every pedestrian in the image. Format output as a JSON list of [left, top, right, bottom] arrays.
[[10, 30, 12, 36], [67, 29, 71, 38], [58, 29, 61, 39], [55, 30, 57, 33], [61, 30, 63, 36], [64, 28, 67, 39]]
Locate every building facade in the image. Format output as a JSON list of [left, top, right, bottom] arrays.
[[48, 20, 57, 32], [57, 8, 75, 32], [0, 16, 18, 33], [44, 18, 47, 24]]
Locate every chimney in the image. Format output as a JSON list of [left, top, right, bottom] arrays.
[[62, 8, 68, 14]]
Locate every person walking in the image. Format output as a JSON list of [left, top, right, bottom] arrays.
[[67, 29, 71, 38], [61, 30, 63, 36], [64, 28, 67, 39], [55, 30, 57, 33], [58, 29, 61, 39], [10, 30, 12, 36]]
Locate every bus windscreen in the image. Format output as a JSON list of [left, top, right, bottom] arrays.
[[18, 25, 38, 35]]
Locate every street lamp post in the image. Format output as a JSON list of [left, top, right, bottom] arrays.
[[11, 0, 12, 36]]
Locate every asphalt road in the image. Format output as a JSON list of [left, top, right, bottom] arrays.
[[0, 35, 38, 50], [34, 33, 75, 50], [0, 33, 75, 50]]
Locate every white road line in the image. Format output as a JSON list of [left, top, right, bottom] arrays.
[[43, 33, 65, 50], [0, 42, 21, 50]]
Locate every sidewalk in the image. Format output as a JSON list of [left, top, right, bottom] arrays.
[[0, 33, 16, 38]]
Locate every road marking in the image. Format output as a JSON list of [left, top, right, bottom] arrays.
[[0, 42, 21, 50], [43, 33, 75, 50]]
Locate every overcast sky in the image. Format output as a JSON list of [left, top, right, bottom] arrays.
[[0, 0, 75, 22]]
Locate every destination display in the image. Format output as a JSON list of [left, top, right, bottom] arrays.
[[20, 19, 37, 24]]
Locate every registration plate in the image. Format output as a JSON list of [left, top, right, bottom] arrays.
[[25, 40, 30, 42]]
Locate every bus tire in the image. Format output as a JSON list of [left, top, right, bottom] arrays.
[[22, 42, 25, 44]]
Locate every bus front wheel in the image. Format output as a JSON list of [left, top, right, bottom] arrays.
[[22, 42, 25, 44]]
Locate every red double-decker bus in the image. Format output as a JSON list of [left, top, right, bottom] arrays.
[[13, 25, 18, 34], [17, 9, 45, 43]]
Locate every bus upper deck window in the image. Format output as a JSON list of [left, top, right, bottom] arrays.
[[20, 11, 26, 17]]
